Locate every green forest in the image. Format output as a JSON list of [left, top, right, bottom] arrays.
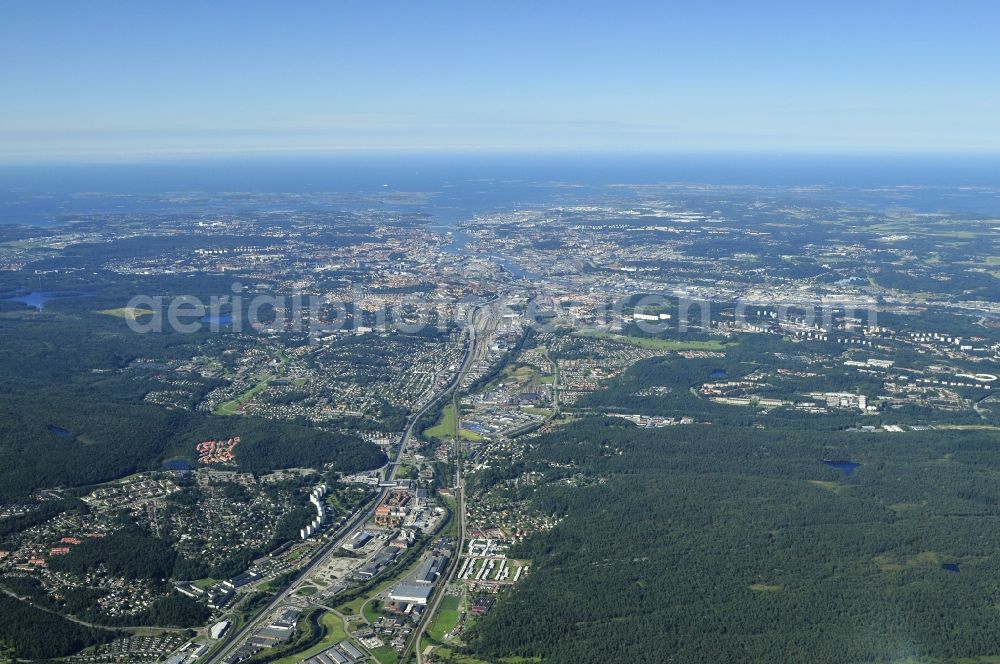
[[0, 287, 385, 500], [466, 417, 1000, 663], [0, 595, 117, 660]]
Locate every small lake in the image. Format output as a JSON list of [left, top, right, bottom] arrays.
[[200, 314, 234, 325], [6, 291, 91, 310], [47, 424, 72, 438], [162, 458, 193, 471], [942, 563, 960, 573], [709, 369, 728, 379], [823, 459, 860, 476]]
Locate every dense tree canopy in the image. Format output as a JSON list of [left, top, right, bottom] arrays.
[[0, 595, 115, 660], [466, 418, 1000, 663], [49, 528, 177, 580], [0, 300, 385, 500]]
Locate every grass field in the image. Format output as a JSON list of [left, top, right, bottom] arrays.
[[509, 365, 537, 380], [984, 256, 1000, 279], [423, 403, 483, 441], [481, 361, 551, 394], [429, 647, 539, 664], [807, 480, 849, 494], [257, 578, 283, 592], [97, 306, 154, 320], [873, 550, 943, 573], [370, 645, 398, 664], [362, 599, 383, 624], [575, 329, 727, 351], [439, 495, 458, 539], [336, 594, 367, 617], [214, 377, 271, 416], [425, 648, 487, 663], [423, 403, 458, 439], [427, 595, 461, 641], [267, 611, 347, 664], [520, 406, 552, 416], [457, 427, 484, 441]]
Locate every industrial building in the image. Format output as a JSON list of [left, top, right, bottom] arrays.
[[387, 552, 450, 605], [388, 581, 434, 605], [342, 530, 373, 550], [302, 639, 365, 664], [210, 620, 230, 640]]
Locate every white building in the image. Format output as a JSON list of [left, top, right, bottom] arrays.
[[210, 620, 230, 640]]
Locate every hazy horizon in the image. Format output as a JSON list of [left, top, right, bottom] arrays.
[[4, 1, 1000, 159]]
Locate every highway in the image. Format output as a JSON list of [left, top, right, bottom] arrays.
[[205, 312, 482, 664], [408, 462, 465, 664], [405, 302, 501, 664]]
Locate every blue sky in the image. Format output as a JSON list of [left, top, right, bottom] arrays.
[[2, 1, 999, 159]]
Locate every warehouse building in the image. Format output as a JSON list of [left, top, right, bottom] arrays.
[[388, 581, 433, 605]]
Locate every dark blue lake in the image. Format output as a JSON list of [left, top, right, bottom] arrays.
[[6, 291, 90, 310], [709, 369, 728, 379], [47, 425, 72, 438], [942, 563, 960, 573], [162, 458, 193, 471], [823, 460, 860, 476], [201, 314, 234, 325]]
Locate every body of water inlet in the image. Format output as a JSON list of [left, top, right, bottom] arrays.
[[6, 153, 1000, 227]]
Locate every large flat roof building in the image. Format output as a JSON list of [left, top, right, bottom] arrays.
[[388, 581, 433, 605]]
